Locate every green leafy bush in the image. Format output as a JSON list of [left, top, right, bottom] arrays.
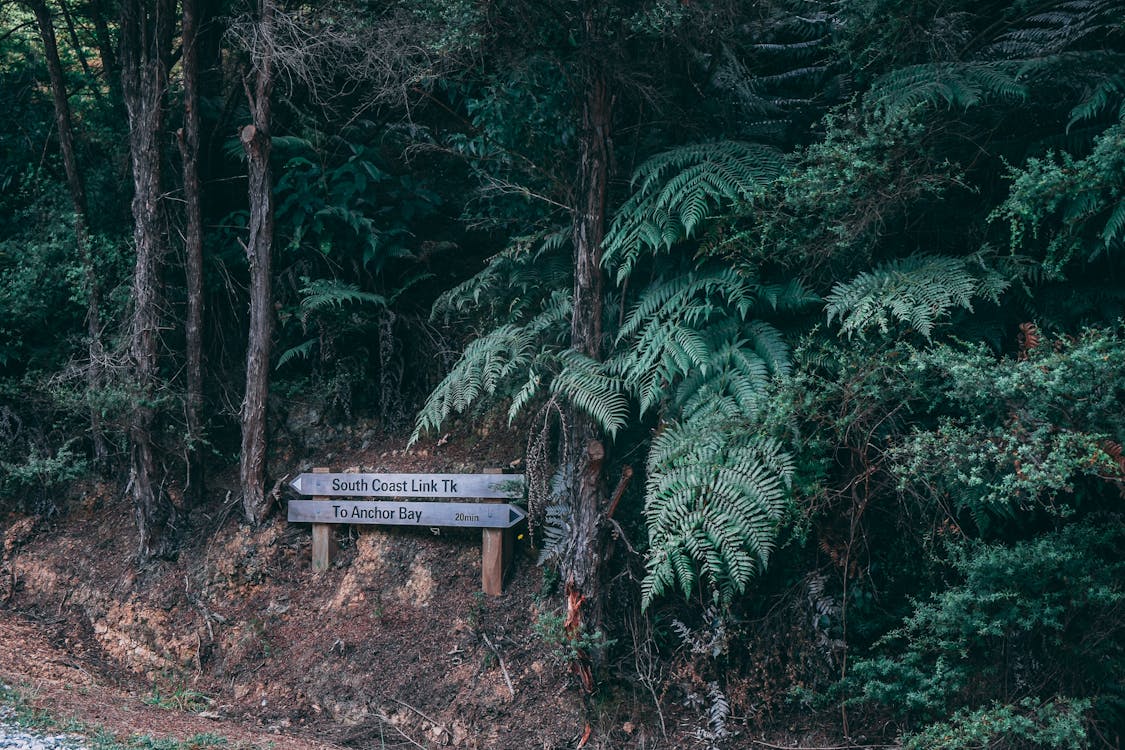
[[852, 521, 1125, 742]]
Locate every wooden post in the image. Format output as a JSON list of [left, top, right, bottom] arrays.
[[481, 468, 513, 596], [310, 467, 336, 571]]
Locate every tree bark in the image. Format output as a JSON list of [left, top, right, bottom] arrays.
[[560, 64, 612, 684], [26, 0, 108, 464], [239, 0, 275, 525], [121, 0, 178, 559], [55, 0, 95, 84], [177, 0, 204, 506], [89, 0, 119, 99]]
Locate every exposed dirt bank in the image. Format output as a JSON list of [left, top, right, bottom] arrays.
[[0, 431, 669, 749]]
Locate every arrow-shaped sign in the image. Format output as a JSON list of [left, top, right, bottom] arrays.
[[288, 500, 527, 528], [288, 472, 524, 499]]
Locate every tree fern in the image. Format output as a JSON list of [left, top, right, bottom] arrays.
[[431, 227, 572, 322], [410, 292, 571, 444], [868, 62, 1027, 122], [603, 141, 783, 283], [642, 401, 794, 609], [550, 350, 630, 438], [825, 254, 1009, 339], [297, 277, 387, 324]]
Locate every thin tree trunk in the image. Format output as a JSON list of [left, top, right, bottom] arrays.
[[561, 64, 612, 691], [89, 0, 118, 96], [121, 0, 177, 559], [55, 0, 94, 83], [176, 0, 204, 506], [239, 0, 275, 525], [26, 0, 108, 464]]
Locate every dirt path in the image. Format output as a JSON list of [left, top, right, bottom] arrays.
[[0, 609, 344, 750]]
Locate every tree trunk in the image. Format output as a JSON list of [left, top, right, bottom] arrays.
[[239, 0, 275, 525], [121, 0, 177, 559], [560, 65, 612, 690], [55, 0, 95, 85], [26, 0, 108, 465], [177, 0, 204, 506], [89, 0, 119, 99]]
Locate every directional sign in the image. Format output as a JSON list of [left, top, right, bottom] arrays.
[[288, 472, 524, 498], [288, 500, 527, 528]]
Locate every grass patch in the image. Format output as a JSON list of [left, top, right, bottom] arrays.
[[0, 683, 262, 750]]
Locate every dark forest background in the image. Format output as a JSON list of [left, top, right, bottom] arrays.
[[2, 1, 1124, 747]]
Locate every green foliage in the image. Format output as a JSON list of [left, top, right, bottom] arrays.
[[1, 440, 89, 501], [852, 520, 1124, 740], [0, 196, 125, 373], [902, 698, 1092, 750], [993, 118, 1125, 274], [642, 403, 794, 608], [610, 268, 800, 414], [603, 141, 783, 282], [549, 349, 630, 437], [533, 607, 614, 667], [414, 138, 812, 607], [296, 278, 387, 315], [891, 328, 1125, 529], [144, 678, 212, 712], [430, 228, 572, 323], [727, 110, 963, 274], [274, 138, 434, 270], [825, 253, 1009, 339], [867, 62, 1027, 122], [410, 291, 571, 443]]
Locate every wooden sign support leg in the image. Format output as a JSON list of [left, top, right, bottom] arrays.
[[311, 467, 336, 571], [481, 468, 513, 596]]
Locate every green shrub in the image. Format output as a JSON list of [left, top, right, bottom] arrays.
[[852, 520, 1125, 743]]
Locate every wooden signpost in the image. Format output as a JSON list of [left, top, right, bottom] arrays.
[[287, 469, 526, 596]]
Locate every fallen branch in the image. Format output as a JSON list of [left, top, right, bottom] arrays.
[[375, 712, 427, 750], [389, 696, 450, 740], [481, 632, 515, 698]]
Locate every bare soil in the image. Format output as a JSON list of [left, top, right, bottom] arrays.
[[0, 424, 664, 749]]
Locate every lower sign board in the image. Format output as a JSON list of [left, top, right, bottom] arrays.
[[288, 499, 527, 529]]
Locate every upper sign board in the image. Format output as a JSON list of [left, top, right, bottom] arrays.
[[288, 472, 524, 499]]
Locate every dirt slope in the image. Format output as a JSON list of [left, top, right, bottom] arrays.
[[0, 431, 660, 749]]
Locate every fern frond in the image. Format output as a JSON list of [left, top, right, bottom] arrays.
[[537, 500, 571, 566], [298, 278, 387, 324], [1068, 75, 1125, 131], [756, 278, 821, 313], [604, 142, 783, 283], [868, 62, 1027, 121], [508, 369, 543, 424], [618, 268, 759, 342], [611, 270, 801, 419], [825, 254, 1009, 339], [642, 402, 794, 608], [551, 350, 630, 437], [277, 338, 316, 369], [410, 295, 571, 444], [431, 227, 571, 322], [992, 0, 1125, 58], [1102, 199, 1125, 248]]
